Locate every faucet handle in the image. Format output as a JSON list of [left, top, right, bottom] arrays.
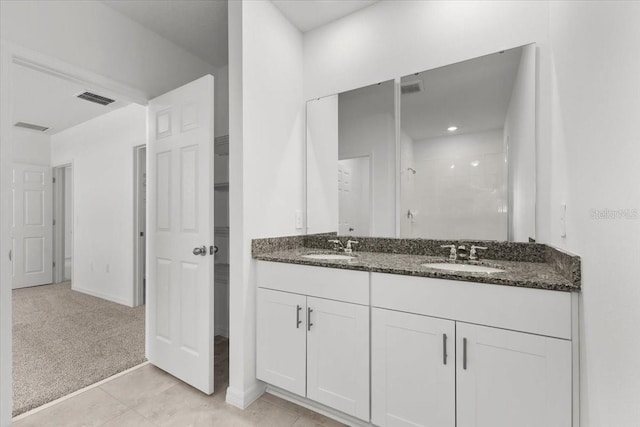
[[328, 239, 344, 251], [469, 245, 488, 260], [440, 244, 457, 260], [345, 240, 359, 253]]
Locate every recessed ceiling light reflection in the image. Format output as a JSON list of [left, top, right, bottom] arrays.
[[447, 126, 458, 132], [470, 160, 480, 167], [450, 164, 455, 169]]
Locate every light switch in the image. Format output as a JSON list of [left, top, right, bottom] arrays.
[[560, 203, 567, 238], [295, 210, 303, 230]]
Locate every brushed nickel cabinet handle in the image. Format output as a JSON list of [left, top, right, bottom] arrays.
[[307, 307, 313, 331], [463, 337, 468, 370], [296, 305, 302, 329], [443, 333, 448, 365]]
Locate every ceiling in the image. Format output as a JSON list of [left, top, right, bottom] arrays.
[[102, 0, 228, 68], [271, 0, 378, 32], [13, 63, 130, 135], [101, 0, 377, 70], [401, 48, 523, 141]]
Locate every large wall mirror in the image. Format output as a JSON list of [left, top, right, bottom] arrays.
[[306, 44, 536, 242]]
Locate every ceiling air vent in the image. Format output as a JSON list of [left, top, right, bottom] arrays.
[[401, 80, 424, 95], [14, 122, 49, 132], [76, 91, 116, 106]]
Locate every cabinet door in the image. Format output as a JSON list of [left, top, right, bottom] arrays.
[[256, 288, 307, 396], [307, 297, 370, 421], [371, 308, 455, 427], [457, 323, 572, 427]]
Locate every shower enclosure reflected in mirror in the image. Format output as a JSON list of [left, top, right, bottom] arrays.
[[400, 45, 536, 241], [305, 44, 536, 242]]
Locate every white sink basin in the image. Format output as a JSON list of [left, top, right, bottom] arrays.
[[421, 262, 505, 274], [302, 254, 355, 261]]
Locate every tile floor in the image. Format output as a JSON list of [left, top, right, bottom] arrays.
[[14, 337, 345, 427]]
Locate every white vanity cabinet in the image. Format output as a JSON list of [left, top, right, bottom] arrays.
[[256, 288, 307, 396], [371, 308, 456, 427], [456, 323, 571, 427], [371, 273, 574, 427], [256, 262, 370, 421], [256, 262, 577, 427], [307, 296, 370, 420]]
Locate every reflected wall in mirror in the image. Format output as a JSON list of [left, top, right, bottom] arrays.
[[400, 45, 536, 241], [305, 44, 536, 242], [306, 81, 395, 237]]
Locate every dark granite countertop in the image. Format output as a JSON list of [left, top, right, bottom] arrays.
[[252, 235, 581, 292]]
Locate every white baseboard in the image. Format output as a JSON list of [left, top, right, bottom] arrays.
[[72, 285, 131, 306], [225, 382, 266, 409], [266, 385, 373, 427]]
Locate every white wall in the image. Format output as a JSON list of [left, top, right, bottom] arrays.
[[0, 0, 218, 99], [51, 104, 146, 307], [547, 2, 640, 426], [227, 0, 305, 408], [303, 1, 640, 425], [505, 45, 536, 242], [409, 129, 507, 240], [11, 127, 50, 165]]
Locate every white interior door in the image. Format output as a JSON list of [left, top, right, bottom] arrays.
[[11, 163, 53, 289], [147, 75, 215, 394], [338, 163, 352, 234]]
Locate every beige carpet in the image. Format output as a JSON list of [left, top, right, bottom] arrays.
[[12, 282, 145, 416]]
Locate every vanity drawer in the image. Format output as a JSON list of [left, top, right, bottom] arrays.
[[371, 273, 572, 339], [256, 261, 369, 305]]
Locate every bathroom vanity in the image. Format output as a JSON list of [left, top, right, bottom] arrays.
[[259, 42, 579, 426], [253, 236, 580, 427]]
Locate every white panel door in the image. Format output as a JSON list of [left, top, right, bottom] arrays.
[[147, 75, 215, 394], [371, 308, 455, 427], [256, 288, 307, 397], [456, 323, 572, 427], [11, 163, 52, 289], [307, 297, 369, 421], [337, 164, 352, 235]]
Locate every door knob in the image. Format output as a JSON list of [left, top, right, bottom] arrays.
[[193, 246, 207, 256]]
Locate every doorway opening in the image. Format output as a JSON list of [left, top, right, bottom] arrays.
[[52, 164, 72, 284], [338, 155, 372, 236], [4, 49, 228, 422], [133, 145, 146, 306]]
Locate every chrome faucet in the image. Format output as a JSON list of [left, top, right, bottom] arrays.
[[469, 245, 488, 261], [328, 239, 345, 252], [328, 239, 359, 254], [345, 240, 359, 254], [440, 244, 457, 260], [457, 245, 468, 259]]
